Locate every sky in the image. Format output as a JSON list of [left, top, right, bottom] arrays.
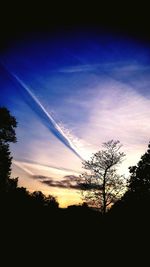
[[0, 30, 150, 207]]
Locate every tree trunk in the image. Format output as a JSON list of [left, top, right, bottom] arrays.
[[103, 186, 106, 214], [103, 170, 107, 214]]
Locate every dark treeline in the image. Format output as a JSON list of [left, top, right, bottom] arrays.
[[0, 107, 150, 260]]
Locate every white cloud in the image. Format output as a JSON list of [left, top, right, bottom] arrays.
[[10, 61, 150, 204], [74, 79, 150, 175]]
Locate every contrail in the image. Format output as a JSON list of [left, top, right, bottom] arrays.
[[14, 158, 82, 175], [13, 160, 34, 176], [1, 63, 83, 160]]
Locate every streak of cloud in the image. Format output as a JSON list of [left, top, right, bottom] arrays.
[[35, 174, 101, 191], [0, 62, 83, 161], [13, 160, 34, 176], [58, 64, 99, 73], [36, 174, 80, 190], [14, 158, 81, 175]]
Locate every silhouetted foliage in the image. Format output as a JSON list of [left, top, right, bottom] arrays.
[[32, 190, 46, 205], [0, 107, 17, 143], [119, 141, 150, 215], [78, 140, 126, 213], [0, 107, 59, 216], [0, 107, 17, 193], [128, 141, 150, 196], [109, 141, 150, 223], [31, 190, 59, 209], [0, 141, 12, 191], [44, 194, 59, 209]]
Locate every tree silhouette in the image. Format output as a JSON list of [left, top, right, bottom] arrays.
[[0, 107, 17, 143], [0, 107, 17, 193], [78, 140, 126, 214], [31, 190, 59, 209], [128, 142, 150, 194], [125, 141, 150, 212], [45, 194, 59, 209], [110, 141, 150, 218], [0, 107, 59, 215]]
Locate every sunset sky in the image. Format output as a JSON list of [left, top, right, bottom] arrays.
[[0, 30, 150, 207]]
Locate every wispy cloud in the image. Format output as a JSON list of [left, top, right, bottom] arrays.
[[34, 174, 102, 191], [58, 64, 99, 73], [11, 61, 150, 179], [13, 159, 81, 175], [74, 80, 150, 175], [37, 175, 81, 189], [13, 160, 34, 176], [0, 63, 83, 161]]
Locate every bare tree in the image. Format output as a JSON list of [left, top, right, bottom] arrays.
[[78, 140, 126, 214]]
